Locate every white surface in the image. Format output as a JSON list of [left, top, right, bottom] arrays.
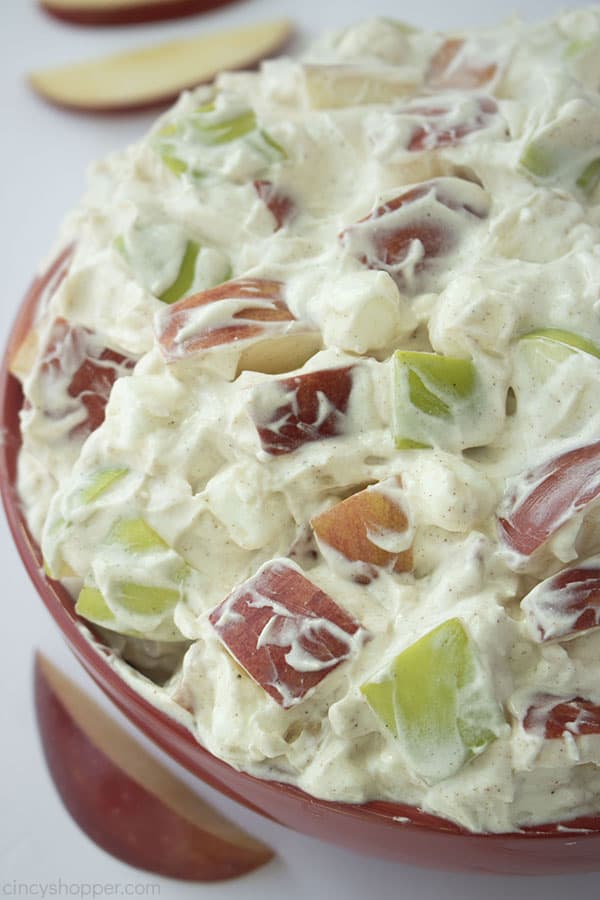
[[1, 1, 600, 897]]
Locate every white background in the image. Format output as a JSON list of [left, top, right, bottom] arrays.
[[1, 1, 600, 897]]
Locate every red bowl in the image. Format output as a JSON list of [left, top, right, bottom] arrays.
[[3, 270, 600, 876]]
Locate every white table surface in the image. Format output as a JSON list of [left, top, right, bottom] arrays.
[[2, 1, 600, 897]]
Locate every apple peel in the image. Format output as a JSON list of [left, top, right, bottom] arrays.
[[34, 652, 274, 881], [28, 19, 294, 113], [39, 0, 238, 27]]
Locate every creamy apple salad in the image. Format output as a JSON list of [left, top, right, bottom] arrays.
[[13, 8, 600, 833]]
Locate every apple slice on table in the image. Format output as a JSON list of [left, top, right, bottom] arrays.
[[339, 177, 489, 291], [209, 559, 369, 708], [311, 478, 413, 582], [426, 38, 498, 89], [521, 557, 600, 642], [34, 653, 273, 880], [361, 618, 505, 783], [39, 0, 238, 26], [523, 694, 600, 740], [393, 350, 481, 452], [28, 19, 294, 113], [248, 365, 355, 455], [156, 277, 320, 375], [497, 440, 600, 558], [8, 244, 75, 381]]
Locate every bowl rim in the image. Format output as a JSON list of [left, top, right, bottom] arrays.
[[3, 260, 600, 850]]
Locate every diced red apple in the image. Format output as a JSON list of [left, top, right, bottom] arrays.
[[406, 96, 499, 152], [426, 38, 497, 90], [248, 365, 355, 456], [523, 694, 600, 740], [497, 440, 600, 558], [209, 559, 369, 707], [521, 557, 600, 642], [310, 478, 413, 581], [339, 178, 488, 285], [156, 277, 319, 374], [34, 653, 274, 880], [253, 180, 296, 231], [31, 318, 135, 439], [39, 0, 238, 27], [8, 244, 75, 381]]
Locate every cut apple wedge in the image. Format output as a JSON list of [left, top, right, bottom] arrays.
[[28, 19, 294, 113], [34, 652, 274, 880], [39, 0, 238, 27]]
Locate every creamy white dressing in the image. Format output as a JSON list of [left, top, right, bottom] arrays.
[[14, 9, 600, 833]]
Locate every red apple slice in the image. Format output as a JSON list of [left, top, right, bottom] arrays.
[[156, 277, 319, 374], [28, 19, 294, 113], [253, 180, 296, 231], [34, 652, 274, 880], [8, 244, 75, 381], [521, 557, 600, 642], [248, 365, 355, 455], [209, 560, 369, 707], [39, 0, 237, 26], [426, 38, 497, 90], [523, 694, 600, 740], [30, 318, 135, 439], [339, 178, 488, 286], [498, 440, 600, 558], [406, 96, 499, 152], [311, 478, 413, 581]]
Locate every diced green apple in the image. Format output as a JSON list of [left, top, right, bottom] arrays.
[[80, 467, 128, 504], [515, 328, 600, 386], [108, 517, 168, 552], [393, 350, 478, 451], [577, 158, 600, 196], [361, 618, 505, 783], [76, 586, 117, 626], [159, 241, 200, 305]]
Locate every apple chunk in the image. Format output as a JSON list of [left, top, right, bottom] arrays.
[[339, 177, 488, 291], [426, 38, 498, 89], [27, 318, 135, 440], [34, 653, 273, 880], [39, 0, 238, 26], [209, 559, 369, 707], [404, 96, 499, 152], [311, 478, 413, 581], [253, 180, 296, 231], [361, 618, 505, 783], [521, 557, 600, 642], [28, 19, 294, 113], [497, 440, 600, 558], [248, 365, 355, 455], [156, 277, 320, 374], [523, 694, 600, 740]]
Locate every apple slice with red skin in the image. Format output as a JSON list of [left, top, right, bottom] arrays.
[[39, 0, 237, 27], [498, 440, 600, 558], [28, 19, 294, 113], [426, 39, 497, 90], [34, 652, 274, 880], [248, 365, 355, 456], [406, 96, 499, 152], [253, 180, 296, 231], [209, 559, 369, 707], [8, 245, 75, 381], [523, 694, 600, 740], [521, 557, 600, 642], [339, 178, 488, 283], [311, 479, 413, 582], [156, 277, 319, 375], [32, 318, 136, 439]]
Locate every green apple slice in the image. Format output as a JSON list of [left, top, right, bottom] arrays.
[[108, 517, 168, 552], [80, 467, 128, 505], [393, 350, 478, 451], [76, 585, 117, 626], [159, 241, 200, 305], [515, 328, 600, 386], [577, 158, 600, 196], [361, 618, 505, 783]]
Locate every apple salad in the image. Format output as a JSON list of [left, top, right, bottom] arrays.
[[13, 9, 600, 833]]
